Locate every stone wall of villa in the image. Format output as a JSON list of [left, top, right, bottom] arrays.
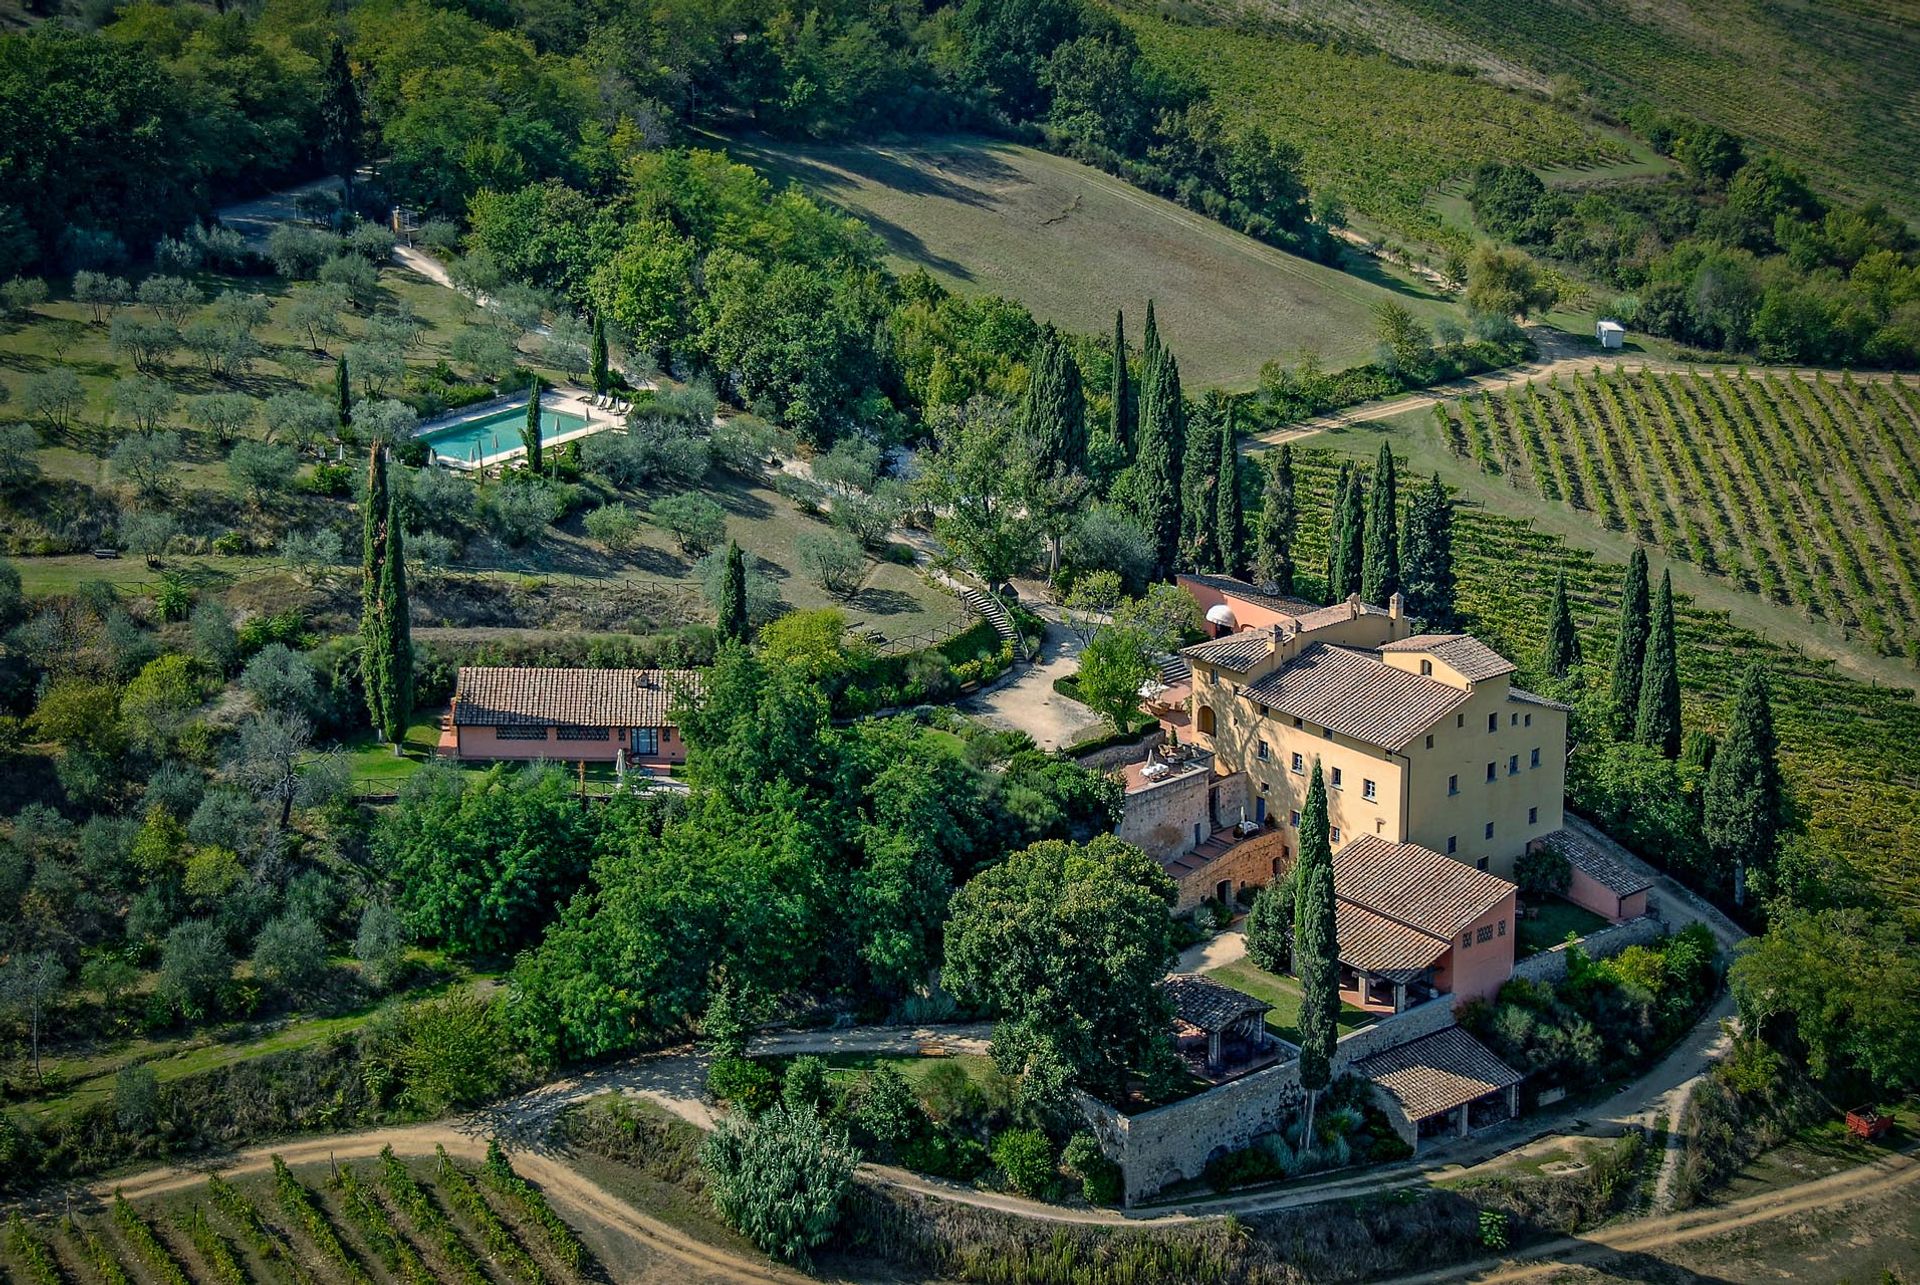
[[1510, 914, 1666, 986]]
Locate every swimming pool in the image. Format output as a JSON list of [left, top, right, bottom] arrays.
[[418, 403, 589, 465]]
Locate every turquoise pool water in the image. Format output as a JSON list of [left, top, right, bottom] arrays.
[[419, 404, 589, 463]]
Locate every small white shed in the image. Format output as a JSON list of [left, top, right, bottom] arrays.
[[1596, 319, 1626, 349]]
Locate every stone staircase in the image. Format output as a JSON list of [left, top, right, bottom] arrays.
[[958, 586, 1026, 661]]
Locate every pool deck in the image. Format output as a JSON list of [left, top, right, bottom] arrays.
[[417, 386, 621, 470]]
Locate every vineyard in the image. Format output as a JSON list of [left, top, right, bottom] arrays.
[[1279, 446, 1920, 909], [1433, 370, 1920, 666], [1108, 2, 1626, 242], [0, 1145, 597, 1285]]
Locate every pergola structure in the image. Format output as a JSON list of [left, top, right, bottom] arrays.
[[1162, 974, 1276, 1077]]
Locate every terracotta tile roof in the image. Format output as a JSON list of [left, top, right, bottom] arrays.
[[1508, 687, 1572, 713], [1336, 901, 1450, 980], [1161, 974, 1272, 1033], [1378, 634, 1517, 682], [1354, 1026, 1523, 1121], [452, 667, 700, 728], [1335, 834, 1516, 938], [1180, 573, 1321, 614], [1181, 631, 1276, 672], [1293, 598, 1390, 632], [1242, 644, 1470, 749], [1541, 829, 1653, 898]]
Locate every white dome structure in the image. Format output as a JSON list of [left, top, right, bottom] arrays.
[[1205, 603, 1238, 629]]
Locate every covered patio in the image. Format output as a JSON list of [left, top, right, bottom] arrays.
[[1335, 901, 1447, 1014], [1162, 974, 1286, 1081], [1354, 1026, 1524, 1153]]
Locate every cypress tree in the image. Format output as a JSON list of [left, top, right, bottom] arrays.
[[1293, 760, 1339, 1152], [1703, 664, 1786, 905], [1340, 470, 1365, 600], [523, 376, 544, 475], [1180, 391, 1223, 571], [1611, 547, 1652, 736], [1134, 347, 1184, 580], [380, 488, 412, 741], [1109, 309, 1132, 462], [319, 39, 361, 202], [1399, 472, 1455, 626], [590, 314, 610, 394], [1214, 405, 1245, 578], [718, 541, 749, 643], [359, 442, 410, 744], [1255, 443, 1297, 595], [1141, 299, 1160, 378], [1635, 569, 1682, 758], [1022, 330, 1087, 478], [335, 354, 351, 427], [1360, 442, 1399, 603], [1544, 573, 1582, 677]]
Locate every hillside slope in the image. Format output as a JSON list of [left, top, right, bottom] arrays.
[[1169, 0, 1920, 217], [732, 136, 1455, 388]]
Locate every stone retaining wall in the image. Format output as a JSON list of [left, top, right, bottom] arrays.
[[1511, 913, 1666, 985], [1082, 996, 1461, 1204], [1074, 730, 1165, 773]]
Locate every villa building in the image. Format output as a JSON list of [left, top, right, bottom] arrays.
[[438, 666, 699, 770], [1172, 579, 1569, 882], [1333, 834, 1516, 1011]]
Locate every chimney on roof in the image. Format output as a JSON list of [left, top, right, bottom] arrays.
[[1347, 592, 1361, 619], [1389, 592, 1403, 621], [1269, 622, 1285, 655]]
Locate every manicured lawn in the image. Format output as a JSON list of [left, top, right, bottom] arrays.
[[817, 1049, 998, 1090], [1516, 897, 1610, 958], [1204, 957, 1377, 1044]]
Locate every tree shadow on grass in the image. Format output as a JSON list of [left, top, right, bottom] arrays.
[[851, 586, 921, 617]]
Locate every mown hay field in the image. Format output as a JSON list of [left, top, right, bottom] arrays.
[[732, 135, 1453, 388]]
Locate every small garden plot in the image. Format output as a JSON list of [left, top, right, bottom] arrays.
[[1203, 958, 1378, 1044], [1516, 897, 1609, 958]]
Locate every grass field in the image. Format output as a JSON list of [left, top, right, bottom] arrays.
[[1517, 898, 1609, 958], [1434, 370, 1920, 665], [731, 134, 1454, 388], [1106, 3, 1627, 245], [1266, 437, 1920, 910], [1171, 0, 1920, 219]]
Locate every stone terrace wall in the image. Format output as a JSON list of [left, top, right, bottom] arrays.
[[1083, 996, 1462, 1205], [1074, 730, 1166, 773], [1512, 913, 1666, 986]]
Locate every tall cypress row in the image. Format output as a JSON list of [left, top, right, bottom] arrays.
[[336, 354, 352, 427], [1293, 760, 1339, 1152], [523, 376, 544, 474], [1141, 299, 1160, 379], [1340, 470, 1365, 600], [1360, 442, 1399, 603], [1703, 664, 1786, 904], [590, 314, 610, 394], [1611, 547, 1652, 736], [1214, 405, 1244, 578], [1545, 572, 1582, 677], [1256, 443, 1297, 595], [1635, 569, 1681, 757], [718, 541, 749, 643], [1134, 347, 1183, 581]]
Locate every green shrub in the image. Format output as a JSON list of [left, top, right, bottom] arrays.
[[898, 1128, 990, 1181], [1062, 1133, 1123, 1205], [703, 1102, 860, 1265], [990, 1127, 1057, 1197], [708, 1055, 779, 1113], [855, 1063, 922, 1151]]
